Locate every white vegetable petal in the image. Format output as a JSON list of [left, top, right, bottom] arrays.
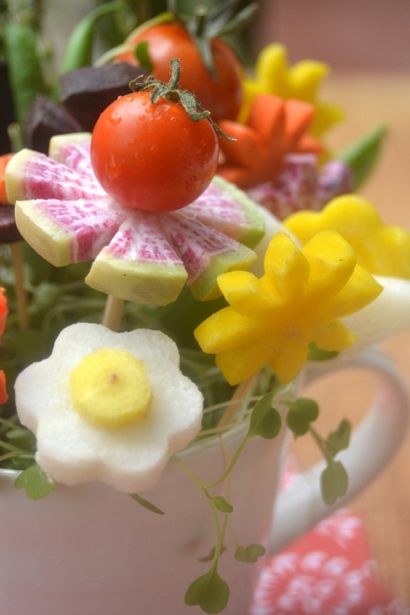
[[15, 324, 203, 493]]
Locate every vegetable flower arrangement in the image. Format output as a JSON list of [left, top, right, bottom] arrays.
[[0, 2, 409, 613]]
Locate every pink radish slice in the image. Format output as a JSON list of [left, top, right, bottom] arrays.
[[15, 197, 124, 265], [49, 133, 98, 181], [248, 154, 318, 219], [163, 211, 256, 300], [317, 160, 353, 207], [86, 213, 187, 305], [184, 175, 265, 248], [6, 149, 106, 204]]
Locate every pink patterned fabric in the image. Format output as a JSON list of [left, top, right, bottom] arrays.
[[251, 463, 409, 615]]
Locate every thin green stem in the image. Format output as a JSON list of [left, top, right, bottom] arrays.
[[173, 455, 223, 572], [206, 435, 249, 490], [0, 440, 30, 455], [309, 426, 332, 464], [0, 451, 34, 462]]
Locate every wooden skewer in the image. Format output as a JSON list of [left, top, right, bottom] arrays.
[[102, 295, 124, 331], [10, 242, 29, 330], [219, 375, 257, 428]]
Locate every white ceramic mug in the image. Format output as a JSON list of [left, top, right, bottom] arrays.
[[0, 349, 408, 615]]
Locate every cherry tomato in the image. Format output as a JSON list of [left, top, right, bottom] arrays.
[[91, 90, 219, 212], [115, 22, 243, 121]]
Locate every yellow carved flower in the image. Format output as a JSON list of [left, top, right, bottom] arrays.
[[195, 231, 382, 385], [285, 195, 410, 279], [241, 44, 343, 137]]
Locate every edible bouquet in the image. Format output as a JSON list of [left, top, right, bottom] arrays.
[[1, 1, 410, 613]]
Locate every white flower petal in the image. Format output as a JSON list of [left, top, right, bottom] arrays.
[[15, 324, 203, 493], [343, 275, 410, 353]]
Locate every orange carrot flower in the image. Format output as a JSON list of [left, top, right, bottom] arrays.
[[218, 94, 322, 190]]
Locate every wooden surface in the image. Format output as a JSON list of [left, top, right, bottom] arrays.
[[292, 73, 410, 603]]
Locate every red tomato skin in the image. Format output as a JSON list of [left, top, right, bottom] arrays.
[[115, 22, 243, 121], [91, 91, 219, 212]]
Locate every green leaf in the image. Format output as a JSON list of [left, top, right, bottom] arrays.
[[326, 419, 352, 458], [247, 392, 281, 440], [234, 543, 266, 563], [213, 495, 233, 513], [129, 492, 165, 515], [321, 461, 349, 505], [198, 544, 227, 563], [185, 569, 229, 614], [338, 124, 387, 190], [308, 342, 339, 362], [134, 40, 153, 72], [60, 1, 123, 73], [14, 463, 55, 500], [287, 398, 319, 437], [5, 427, 36, 451]]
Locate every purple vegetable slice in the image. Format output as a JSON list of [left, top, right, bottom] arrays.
[[0, 205, 21, 244], [15, 198, 124, 266], [7, 133, 266, 306], [163, 211, 256, 301], [184, 175, 265, 248], [59, 63, 147, 131], [23, 95, 82, 154], [86, 213, 187, 305], [5, 148, 106, 204]]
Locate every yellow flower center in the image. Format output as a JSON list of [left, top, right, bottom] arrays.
[[69, 348, 152, 428]]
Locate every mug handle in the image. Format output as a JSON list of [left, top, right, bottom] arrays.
[[267, 348, 409, 554]]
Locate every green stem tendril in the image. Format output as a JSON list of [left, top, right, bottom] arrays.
[[0, 440, 30, 455], [129, 58, 235, 141], [309, 426, 333, 464], [173, 456, 224, 570], [206, 434, 248, 490]]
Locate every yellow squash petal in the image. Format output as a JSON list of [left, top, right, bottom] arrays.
[[255, 43, 290, 95], [194, 307, 267, 354], [312, 319, 355, 352], [302, 231, 356, 296], [264, 232, 310, 298], [216, 340, 274, 385], [289, 60, 328, 101], [217, 270, 280, 317], [328, 265, 383, 317], [269, 339, 309, 384]]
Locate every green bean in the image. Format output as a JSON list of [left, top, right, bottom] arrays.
[[4, 21, 48, 125], [60, 1, 124, 74]]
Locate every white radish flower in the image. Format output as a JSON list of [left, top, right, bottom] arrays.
[[14, 323, 203, 493]]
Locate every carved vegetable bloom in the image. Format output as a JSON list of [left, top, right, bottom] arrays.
[[6, 133, 264, 305], [14, 323, 203, 492], [240, 44, 343, 137], [195, 231, 382, 385], [285, 195, 410, 279]]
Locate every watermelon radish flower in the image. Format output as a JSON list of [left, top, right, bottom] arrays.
[[240, 44, 344, 138], [0, 288, 8, 403], [194, 231, 382, 385], [14, 323, 203, 493], [6, 133, 265, 306], [247, 154, 352, 220]]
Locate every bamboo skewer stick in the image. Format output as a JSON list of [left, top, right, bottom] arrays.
[[102, 295, 124, 331], [10, 242, 29, 330], [219, 375, 257, 428]]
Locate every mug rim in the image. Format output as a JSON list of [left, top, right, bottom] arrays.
[[0, 378, 298, 483]]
